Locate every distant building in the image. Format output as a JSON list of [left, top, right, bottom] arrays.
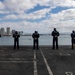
[[1, 28, 5, 36], [18, 31, 23, 35], [0, 29, 1, 35], [12, 30, 16, 35], [0, 29, 1, 37], [7, 27, 10, 35]]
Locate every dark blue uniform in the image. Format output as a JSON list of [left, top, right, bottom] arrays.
[[13, 31, 20, 49], [32, 31, 40, 49], [71, 31, 75, 49], [51, 28, 59, 49]]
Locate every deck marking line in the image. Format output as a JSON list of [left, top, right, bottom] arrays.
[[59, 53, 71, 56], [34, 50, 37, 75], [0, 61, 33, 63], [65, 72, 73, 75], [67, 53, 71, 56], [40, 49, 53, 75]]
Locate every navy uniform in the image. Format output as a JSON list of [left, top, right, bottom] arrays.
[[51, 28, 59, 49], [13, 31, 20, 49], [71, 31, 75, 49], [32, 31, 40, 49]]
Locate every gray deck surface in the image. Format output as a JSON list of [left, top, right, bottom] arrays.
[[0, 46, 75, 75]]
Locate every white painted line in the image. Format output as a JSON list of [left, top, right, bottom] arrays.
[[67, 53, 71, 56], [9, 58, 26, 60], [65, 72, 73, 75], [59, 53, 62, 55], [34, 50, 37, 75], [0, 58, 33, 61], [40, 49, 53, 75], [59, 53, 71, 56], [0, 61, 33, 63]]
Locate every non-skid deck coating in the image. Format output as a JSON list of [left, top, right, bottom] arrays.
[[0, 46, 75, 75]]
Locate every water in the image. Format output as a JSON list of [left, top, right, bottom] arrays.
[[0, 34, 71, 46]]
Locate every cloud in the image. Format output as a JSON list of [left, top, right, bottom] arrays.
[[1, 0, 75, 14], [51, 0, 75, 7], [50, 8, 75, 22], [0, 1, 5, 9], [1, 7, 50, 20], [3, 0, 50, 14]]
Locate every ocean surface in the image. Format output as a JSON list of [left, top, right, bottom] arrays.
[[0, 34, 71, 46]]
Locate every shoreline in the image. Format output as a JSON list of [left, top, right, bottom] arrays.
[[0, 45, 71, 46]]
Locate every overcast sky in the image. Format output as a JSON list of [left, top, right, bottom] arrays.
[[0, 0, 75, 33]]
